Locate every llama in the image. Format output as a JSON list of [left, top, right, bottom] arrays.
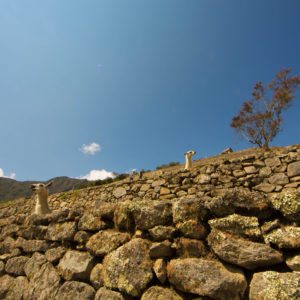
[[184, 150, 197, 171], [31, 182, 53, 214]]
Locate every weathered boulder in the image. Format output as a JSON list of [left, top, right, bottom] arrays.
[[5, 256, 29, 276], [103, 238, 153, 297], [148, 225, 177, 241], [93, 202, 116, 222], [24, 252, 47, 279], [0, 236, 16, 254], [15, 237, 51, 253], [153, 259, 167, 284], [0, 275, 14, 299], [57, 250, 95, 281], [0, 248, 21, 262], [151, 178, 166, 187], [268, 173, 289, 185], [45, 246, 66, 263], [132, 200, 173, 230], [167, 258, 247, 299], [253, 183, 276, 193], [113, 187, 127, 198], [114, 200, 173, 231], [205, 189, 271, 218], [86, 230, 130, 256], [26, 261, 61, 300], [288, 161, 300, 177], [160, 187, 171, 195], [270, 191, 300, 221], [46, 222, 77, 241], [95, 287, 125, 300], [259, 166, 272, 177], [286, 254, 300, 271], [244, 166, 258, 174], [264, 226, 300, 248], [265, 157, 281, 168], [90, 263, 104, 289], [208, 214, 261, 240], [55, 281, 95, 300], [208, 230, 283, 270], [0, 275, 28, 300], [141, 286, 183, 300], [173, 197, 208, 223], [249, 271, 300, 300], [173, 237, 208, 258], [196, 174, 211, 184], [0, 216, 16, 228], [17, 225, 48, 240], [0, 224, 19, 239], [78, 212, 108, 231], [176, 220, 207, 239]]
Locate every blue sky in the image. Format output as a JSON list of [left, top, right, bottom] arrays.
[[0, 0, 299, 181]]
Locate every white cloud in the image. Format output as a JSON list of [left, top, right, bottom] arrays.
[[80, 142, 101, 155], [0, 168, 16, 179], [79, 169, 115, 181], [127, 168, 137, 174]]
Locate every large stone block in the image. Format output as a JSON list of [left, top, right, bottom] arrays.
[[57, 250, 95, 281], [26, 261, 61, 300], [0, 275, 28, 300], [46, 222, 77, 241], [250, 271, 300, 300], [132, 201, 173, 230], [173, 197, 208, 223], [268, 173, 289, 185], [15, 237, 51, 253], [5, 256, 29, 276], [86, 230, 130, 257], [288, 161, 300, 177], [205, 188, 271, 218], [270, 191, 300, 221], [208, 214, 261, 240], [167, 258, 247, 299], [264, 226, 300, 248], [55, 281, 95, 300], [78, 212, 108, 231], [176, 220, 207, 239], [103, 238, 153, 297], [208, 230, 283, 270]]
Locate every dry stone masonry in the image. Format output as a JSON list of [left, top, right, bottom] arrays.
[[0, 144, 300, 299]]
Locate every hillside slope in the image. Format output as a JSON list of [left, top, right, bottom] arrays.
[[0, 176, 87, 201]]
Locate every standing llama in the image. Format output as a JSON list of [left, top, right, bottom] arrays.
[[184, 150, 196, 171], [31, 182, 53, 214]]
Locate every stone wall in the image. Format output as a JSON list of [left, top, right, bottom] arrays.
[[0, 145, 300, 299]]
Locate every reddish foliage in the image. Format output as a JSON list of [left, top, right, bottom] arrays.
[[231, 69, 300, 149]]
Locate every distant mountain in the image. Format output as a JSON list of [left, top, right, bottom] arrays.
[[0, 176, 88, 201]]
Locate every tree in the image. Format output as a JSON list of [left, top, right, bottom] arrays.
[[231, 68, 300, 149]]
